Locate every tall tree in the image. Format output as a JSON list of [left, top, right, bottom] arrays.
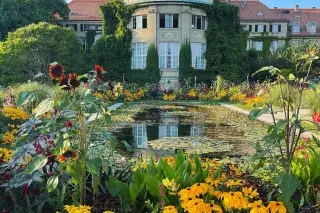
[[0, 22, 86, 85], [0, 0, 69, 40]]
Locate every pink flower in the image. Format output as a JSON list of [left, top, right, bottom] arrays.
[[312, 112, 320, 123]]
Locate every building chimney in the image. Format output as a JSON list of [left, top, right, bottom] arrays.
[[294, 4, 299, 12], [312, 6, 316, 9], [274, 7, 278, 9]]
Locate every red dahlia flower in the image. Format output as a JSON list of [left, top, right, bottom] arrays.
[[94, 65, 104, 81], [312, 112, 320, 124], [65, 120, 73, 128], [69, 73, 80, 88], [49, 63, 64, 80]]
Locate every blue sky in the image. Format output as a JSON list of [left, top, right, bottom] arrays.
[[65, 0, 320, 8]]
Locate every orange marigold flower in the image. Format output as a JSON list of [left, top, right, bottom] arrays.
[[49, 63, 64, 80]]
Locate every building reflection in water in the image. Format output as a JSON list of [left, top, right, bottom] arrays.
[[132, 124, 148, 149], [190, 124, 204, 137], [159, 112, 179, 138]]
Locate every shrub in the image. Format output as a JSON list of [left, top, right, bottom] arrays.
[[0, 22, 86, 85], [145, 44, 160, 84]]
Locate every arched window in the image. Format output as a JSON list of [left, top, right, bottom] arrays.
[[306, 22, 317, 34]]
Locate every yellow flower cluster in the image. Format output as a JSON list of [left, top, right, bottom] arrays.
[[124, 89, 145, 102], [157, 157, 287, 213], [64, 205, 91, 213], [114, 82, 123, 97], [229, 93, 247, 103], [188, 89, 197, 98], [2, 107, 28, 120], [217, 90, 228, 100], [246, 96, 266, 108], [163, 93, 177, 101], [131, 159, 148, 171], [94, 92, 104, 99], [199, 91, 215, 100], [0, 147, 14, 162], [2, 130, 15, 144]]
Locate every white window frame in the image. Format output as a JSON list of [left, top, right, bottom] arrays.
[[82, 39, 88, 50], [159, 125, 178, 138], [131, 43, 148, 69], [132, 16, 147, 30], [132, 124, 147, 149], [191, 43, 206, 69], [254, 41, 263, 51], [191, 15, 206, 30], [242, 24, 249, 31], [292, 25, 300, 34], [258, 25, 264, 33], [159, 42, 179, 70], [307, 25, 316, 34], [246, 39, 253, 50], [272, 24, 279, 33]]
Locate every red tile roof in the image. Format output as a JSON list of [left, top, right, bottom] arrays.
[[273, 8, 320, 34], [229, 0, 288, 22], [68, 0, 107, 21]]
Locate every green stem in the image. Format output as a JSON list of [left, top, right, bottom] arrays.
[[79, 112, 87, 205]]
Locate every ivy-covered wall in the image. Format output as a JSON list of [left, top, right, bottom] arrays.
[[93, 0, 249, 84]]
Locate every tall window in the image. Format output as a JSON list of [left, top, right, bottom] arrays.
[[160, 14, 179, 28], [131, 43, 148, 69], [253, 41, 263, 51], [132, 124, 147, 149], [159, 42, 179, 69], [246, 39, 253, 50], [191, 43, 206, 69], [272, 24, 281, 33], [82, 39, 88, 50], [270, 40, 284, 53], [255, 24, 265, 33], [80, 24, 87, 31], [192, 15, 206, 30], [132, 16, 147, 29], [159, 125, 178, 138]]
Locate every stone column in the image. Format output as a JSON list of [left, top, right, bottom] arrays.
[[147, 5, 158, 46], [180, 5, 191, 44]]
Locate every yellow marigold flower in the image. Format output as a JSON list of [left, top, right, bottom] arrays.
[[229, 164, 242, 176], [2, 107, 28, 120], [188, 89, 197, 97], [64, 205, 91, 213], [179, 187, 196, 200], [0, 148, 14, 162], [222, 191, 247, 210], [103, 211, 114, 213], [242, 186, 259, 199], [163, 205, 178, 213], [184, 199, 211, 213], [225, 179, 245, 188], [205, 177, 221, 188], [190, 183, 210, 197], [267, 201, 287, 213], [209, 202, 223, 213], [2, 130, 15, 144], [248, 200, 268, 213]]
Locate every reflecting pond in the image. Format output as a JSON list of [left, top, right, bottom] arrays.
[[110, 104, 268, 158]]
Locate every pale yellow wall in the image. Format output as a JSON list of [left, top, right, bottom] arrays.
[[241, 21, 288, 38]]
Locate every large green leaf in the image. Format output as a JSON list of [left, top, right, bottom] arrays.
[[278, 173, 299, 202], [129, 182, 140, 205], [47, 175, 59, 192], [132, 171, 145, 191], [86, 158, 102, 175], [66, 161, 83, 185], [145, 175, 160, 197], [35, 98, 54, 117], [159, 158, 174, 180], [16, 91, 36, 107], [25, 155, 48, 174], [249, 108, 268, 120], [106, 177, 131, 201], [174, 149, 185, 170]]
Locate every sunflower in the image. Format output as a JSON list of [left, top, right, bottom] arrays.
[[69, 73, 80, 88], [248, 200, 268, 213], [57, 155, 66, 163], [49, 63, 64, 80], [163, 205, 178, 213], [190, 183, 210, 197], [94, 65, 104, 81], [267, 201, 287, 213], [209, 190, 223, 199], [242, 186, 259, 199]]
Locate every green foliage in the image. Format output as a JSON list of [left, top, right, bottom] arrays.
[[86, 31, 97, 51], [0, 0, 70, 41], [145, 44, 160, 84], [179, 41, 193, 82], [0, 22, 86, 85], [92, 0, 132, 81], [216, 75, 223, 94], [193, 1, 248, 83]]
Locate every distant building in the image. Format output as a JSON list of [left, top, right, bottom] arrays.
[[59, 0, 320, 84]]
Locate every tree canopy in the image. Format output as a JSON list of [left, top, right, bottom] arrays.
[[0, 22, 86, 85], [0, 0, 70, 40]]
